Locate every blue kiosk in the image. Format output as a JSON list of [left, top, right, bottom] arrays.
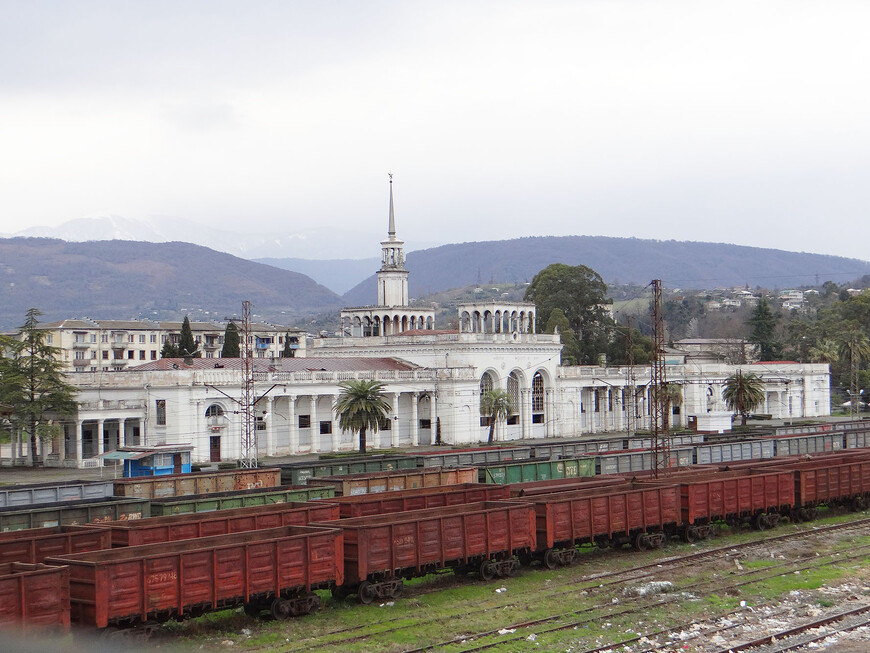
[[101, 445, 194, 477]]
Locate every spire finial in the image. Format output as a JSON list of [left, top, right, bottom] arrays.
[[388, 172, 396, 238]]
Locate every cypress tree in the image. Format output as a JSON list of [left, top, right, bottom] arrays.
[[222, 322, 240, 358], [178, 315, 200, 357], [281, 331, 295, 358]]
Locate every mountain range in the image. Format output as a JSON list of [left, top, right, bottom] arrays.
[[1, 234, 868, 331]]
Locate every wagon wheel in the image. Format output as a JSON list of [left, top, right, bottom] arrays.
[[270, 597, 291, 620], [595, 537, 612, 550], [682, 526, 698, 543], [304, 592, 322, 614], [390, 582, 404, 599], [543, 549, 559, 570], [752, 513, 768, 531], [633, 533, 650, 551], [358, 581, 376, 605], [852, 496, 867, 511], [479, 560, 495, 581], [243, 602, 262, 617]]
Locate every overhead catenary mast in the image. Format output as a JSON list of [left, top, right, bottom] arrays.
[[650, 280, 670, 478], [239, 300, 257, 468]]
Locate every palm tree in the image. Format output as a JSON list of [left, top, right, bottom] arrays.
[[837, 325, 870, 418], [480, 389, 513, 444], [808, 339, 838, 364], [722, 370, 765, 426], [335, 379, 391, 453]]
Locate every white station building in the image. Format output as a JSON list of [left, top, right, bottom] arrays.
[[7, 182, 831, 467]]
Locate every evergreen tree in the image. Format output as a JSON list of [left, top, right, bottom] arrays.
[[178, 315, 200, 357], [281, 331, 295, 358], [221, 322, 240, 358], [544, 308, 578, 365], [747, 298, 782, 360], [0, 308, 77, 465], [525, 263, 612, 364], [160, 340, 180, 358], [335, 379, 390, 453]]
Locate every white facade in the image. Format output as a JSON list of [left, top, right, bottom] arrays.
[[8, 183, 832, 467], [33, 318, 307, 373]]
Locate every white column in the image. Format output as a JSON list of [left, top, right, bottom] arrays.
[[545, 389, 555, 438], [265, 396, 275, 456], [521, 389, 531, 439], [432, 392, 440, 445], [391, 393, 400, 447], [310, 395, 319, 453], [75, 420, 83, 464], [287, 395, 298, 454], [97, 419, 105, 456], [411, 393, 419, 447], [58, 426, 67, 462], [331, 395, 340, 452]]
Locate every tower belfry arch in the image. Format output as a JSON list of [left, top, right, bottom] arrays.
[[340, 175, 436, 338]]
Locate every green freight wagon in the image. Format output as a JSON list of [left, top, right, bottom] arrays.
[[148, 484, 335, 516], [278, 456, 418, 486], [0, 497, 151, 532], [478, 457, 596, 484]]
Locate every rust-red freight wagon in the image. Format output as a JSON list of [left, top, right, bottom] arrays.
[[311, 501, 536, 603], [102, 501, 339, 547], [508, 476, 628, 497], [0, 526, 112, 564], [332, 483, 510, 518], [516, 483, 681, 567], [46, 525, 344, 628], [757, 455, 870, 519], [305, 466, 477, 496], [112, 467, 281, 499], [0, 562, 70, 632], [644, 469, 795, 540]]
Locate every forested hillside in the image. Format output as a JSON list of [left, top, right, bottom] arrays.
[[0, 238, 342, 329]]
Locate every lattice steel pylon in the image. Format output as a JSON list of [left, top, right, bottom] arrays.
[[625, 317, 637, 438], [650, 280, 670, 478], [239, 301, 258, 468]]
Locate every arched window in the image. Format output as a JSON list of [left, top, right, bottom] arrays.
[[532, 373, 545, 423], [507, 372, 521, 425], [205, 404, 224, 417], [480, 372, 494, 396]]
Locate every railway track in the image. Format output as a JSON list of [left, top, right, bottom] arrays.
[[270, 515, 870, 652], [437, 529, 870, 652]]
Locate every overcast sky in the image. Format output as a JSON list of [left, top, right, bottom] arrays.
[[2, 1, 869, 261]]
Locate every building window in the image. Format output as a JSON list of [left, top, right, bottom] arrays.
[[90, 367, 96, 372], [127, 350, 135, 359], [205, 404, 224, 417], [102, 351, 109, 360], [378, 417, 392, 431], [91, 351, 97, 359], [479, 372, 494, 396], [139, 334, 146, 344], [150, 334, 157, 343], [129, 335, 135, 343], [101, 334, 108, 343], [594, 390, 600, 412], [156, 399, 166, 426], [139, 350, 146, 360], [420, 418, 431, 429], [255, 416, 266, 431], [90, 334, 96, 343], [299, 415, 311, 428], [75, 351, 86, 359], [46, 334, 53, 344], [151, 351, 157, 360], [532, 373, 544, 412], [319, 421, 332, 434]]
